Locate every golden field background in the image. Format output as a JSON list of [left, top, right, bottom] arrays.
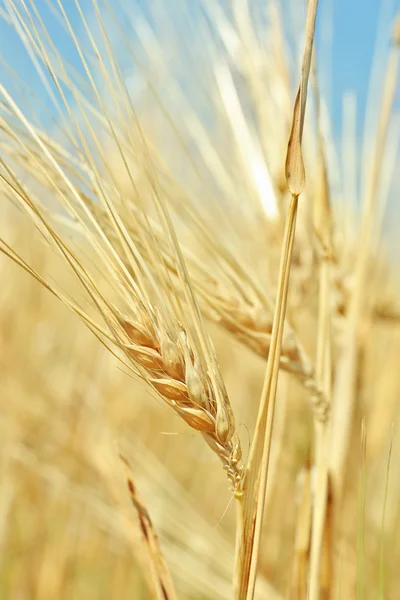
[[1, 208, 400, 599]]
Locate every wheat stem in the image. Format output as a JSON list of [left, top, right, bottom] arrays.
[[232, 2, 319, 596]]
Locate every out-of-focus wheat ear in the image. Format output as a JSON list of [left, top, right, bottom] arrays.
[[92, 0, 323, 399], [120, 456, 178, 600], [308, 56, 334, 600], [329, 11, 400, 507], [232, 2, 319, 599]]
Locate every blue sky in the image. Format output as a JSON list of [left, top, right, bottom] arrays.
[[0, 0, 399, 195], [1, 0, 398, 132], [328, 0, 399, 136]]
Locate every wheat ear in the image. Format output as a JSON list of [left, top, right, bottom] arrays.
[[1, 111, 328, 422], [0, 93, 243, 492]]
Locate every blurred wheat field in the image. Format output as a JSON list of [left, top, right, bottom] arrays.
[[1, 1, 400, 599]]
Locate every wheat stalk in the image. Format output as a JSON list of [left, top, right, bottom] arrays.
[[232, 2, 320, 599]]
